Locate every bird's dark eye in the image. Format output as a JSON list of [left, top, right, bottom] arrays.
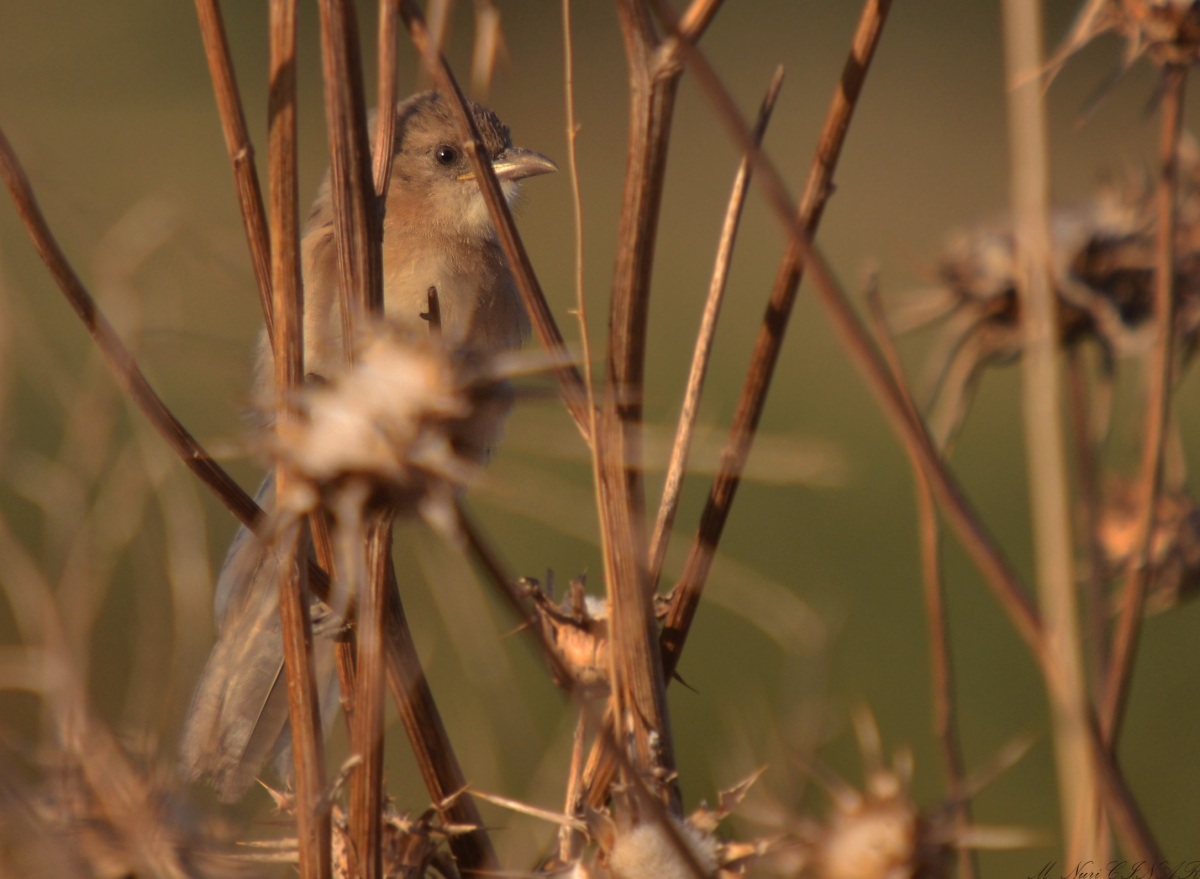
[[434, 144, 459, 166]]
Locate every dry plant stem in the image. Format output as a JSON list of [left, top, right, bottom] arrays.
[[865, 290, 976, 879], [1066, 350, 1109, 690], [270, 2, 332, 875], [453, 506, 716, 879], [373, 0, 400, 199], [595, 0, 689, 806], [396, 0, 592, 436], [377, 573, 498, 875], [648, 66, 784, 590], [581, 0, 887, 810], [659, 0, 894, 679], [560, 715, 588, 863], [0, 129, 260, 531], [318, 0, 384, 345], [316, 6, 390, 874], [1002, 0, 1097, 856], [193, 0, 276, 345], [369, 0, 398, 200], [665, 15, 1168, 863], [350, 510, 393, 879], [1103, 63, 1187, 743], [560, 0, 597, 429], [0, 126, 502, 867]]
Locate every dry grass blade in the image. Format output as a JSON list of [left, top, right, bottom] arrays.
[[648, 64, 784, 590], [193, 0, 275, 346], [1103, 63, 1188, 743], [269, 1, 331, 875]]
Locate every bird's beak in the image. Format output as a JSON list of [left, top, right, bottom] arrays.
[[460, 147, 558, 183]]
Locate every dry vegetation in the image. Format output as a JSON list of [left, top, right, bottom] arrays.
[[1, 0, 1199, 877]]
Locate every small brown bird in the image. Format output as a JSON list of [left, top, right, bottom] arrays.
[[180, 91, 556, 801]]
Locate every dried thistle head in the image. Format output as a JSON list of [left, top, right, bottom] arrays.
[[765, 711, 1036, 879], [1097, 477, 1200, 612], [259, 786, 467, 879], [905, 156, 1200, 449], [1051, 0, 1200, 74], [523, 577, 672, 695], [271, 321, 516, 531]]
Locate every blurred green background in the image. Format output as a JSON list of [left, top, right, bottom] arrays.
[[2, 1, 1199, 873]]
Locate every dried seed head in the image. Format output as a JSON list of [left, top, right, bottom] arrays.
[[606, 816, 720, 879], [1098, 478, 1200, 612], [906, 154, 1200, 448], [1052, 0, 1200, 72], [782, 712, 1036, 879], [272, 322, 514, 529]]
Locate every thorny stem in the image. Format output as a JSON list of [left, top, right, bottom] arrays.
[[1102, 64, 1187, 746], [269, 1, 331, 875]]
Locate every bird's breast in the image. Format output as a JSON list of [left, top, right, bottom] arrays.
[[381, 232, 529, 355]]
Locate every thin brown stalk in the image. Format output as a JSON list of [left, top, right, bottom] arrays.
[[1065, 350, 1109, 692], [659, 0, 895, 679], [1002, 0, 1097, 856], [350, 510, 393, 879], [648, 66, 784, 590], [193, 0, 275, 346], [317, 0, 383, 341], [316, 6, 390, 873], [1103, 63, 1187, 743], [378, 576, 498, 875], [270, 1, 331, 874], [394, 0, 591, 435], [0, 127, 260, 531], [372, 0, 400, 200], [661, 12, 1167, 862], [865, 287, 975, 879], [561, 0, 597, 427]]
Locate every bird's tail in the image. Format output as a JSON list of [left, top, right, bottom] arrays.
[[179, 472, 338, 802]]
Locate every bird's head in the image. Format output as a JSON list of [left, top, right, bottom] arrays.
[[386, 90, 556, 238]]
